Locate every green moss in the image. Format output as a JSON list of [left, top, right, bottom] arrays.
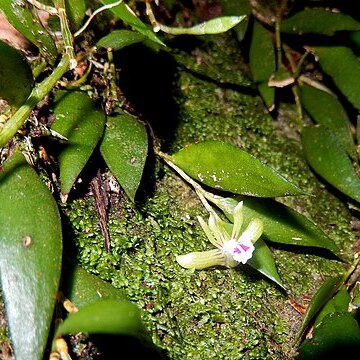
[[63, 33, 354, 359]]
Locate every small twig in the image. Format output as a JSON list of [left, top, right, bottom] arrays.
[[74, 0, 124, 38], [26, 0, 57, 15], [91, 170, 111, 252]]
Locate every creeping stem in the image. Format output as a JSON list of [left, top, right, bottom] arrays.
[[0, 55, 70, 148]]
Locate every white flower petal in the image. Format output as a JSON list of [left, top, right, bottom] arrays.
[[231, 201, 243, 240], [237, 218, 263, 244]]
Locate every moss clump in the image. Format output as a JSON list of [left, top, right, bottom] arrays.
[[64, 33, 353, 359]]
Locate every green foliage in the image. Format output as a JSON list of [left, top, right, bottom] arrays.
[[313, 46, 360, 109], [52, 91, 106, 199], [249, 21, 275, 110], [65, 0, 86, 29], [302, 125, 360, 203], [0, 0, 358, 358], [63, 263, 127, 309], [100, 110, 148, 201], [99, 0, 165, 46], [55, 299, 146, 337], [300, 85, 355, 158], [0, 41, 33, 110], [281, 8, 360, 35], [170, 140, 303, 197], [159, 15, 246, 35], [237, 1, 360, 204], [97, 30, 147, 50], [0, 151, 62, 359], [299, 312, 360, 358], [247, 238, 285, 289], [0, 0, 58, 64]]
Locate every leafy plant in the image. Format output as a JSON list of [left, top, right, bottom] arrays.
[[221, 0, 360, 354], [0, 0, 359, 359], [222, 0, 360, 203]]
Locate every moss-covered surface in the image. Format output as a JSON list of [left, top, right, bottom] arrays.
[[60, 33, 355, 359]]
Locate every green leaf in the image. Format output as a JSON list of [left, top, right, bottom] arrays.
[[314, 288, 350, 327], [302, 125, 360, 204], [281, 8, 360, 35], [299, 312, 360, 359], [313, 46, 360, 109], [0, 151, 62, 360], [55, 299, 145, 337], [99, 0, 165, 46], [243, 198, 340, 255], [170, 141, 303, 197], [0, 41, 33, 109], [247, 238, 285, 289], [52, 91, 106, 200], [220, 0, 250, 41], [159, 15, 246, 35], [0, 0, 57, 64], [207, 196, 339, 255], [100, 111, 148, 201], [97, 30, 146, 51], [63, 263, 127, 309], [249, 21, 275, 110], [66, 0, 86, 30], [300, 84, 355, 158], [295, 275, 343, 342]]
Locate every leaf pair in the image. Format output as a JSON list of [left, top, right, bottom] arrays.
[[295, 274, 360, 358], [51, 90, 148, 202], [246, 5, 360, 204]]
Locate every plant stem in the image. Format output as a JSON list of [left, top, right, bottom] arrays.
[[0, 55, 70, 149], [56, 0, 77, 69], [274, 19, 282, 70]]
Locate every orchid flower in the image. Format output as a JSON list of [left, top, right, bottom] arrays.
[[176, 201, 263, 270]]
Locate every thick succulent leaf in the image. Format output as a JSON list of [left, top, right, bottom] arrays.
[[99, 0, 164, 46], [97, 30, 146, 51], [0, 41, 33, 109], [100, 111, 148, 201], [249, 20, 275, 110], [52, 91, 106, 200], [66, 0, 86, 30], [300, 84, 355, 158], [0, 151, 62, 360], [302, 125, 360, 204], [295, 275, 343, 342], [63, 263, 127, 309], [55, 299, 145, 337], [247, 239, 285, 289], [158, 16, 246, 35], [170, 141, 303, 197], [298, 312, 360, 358], [313, 46, 360, 109], [314, 288, 350, 327], [281, 8, 360, 35], [220, 0, 250, 41], [208, 196, 339, 255], [0, 0, 57, 64]]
